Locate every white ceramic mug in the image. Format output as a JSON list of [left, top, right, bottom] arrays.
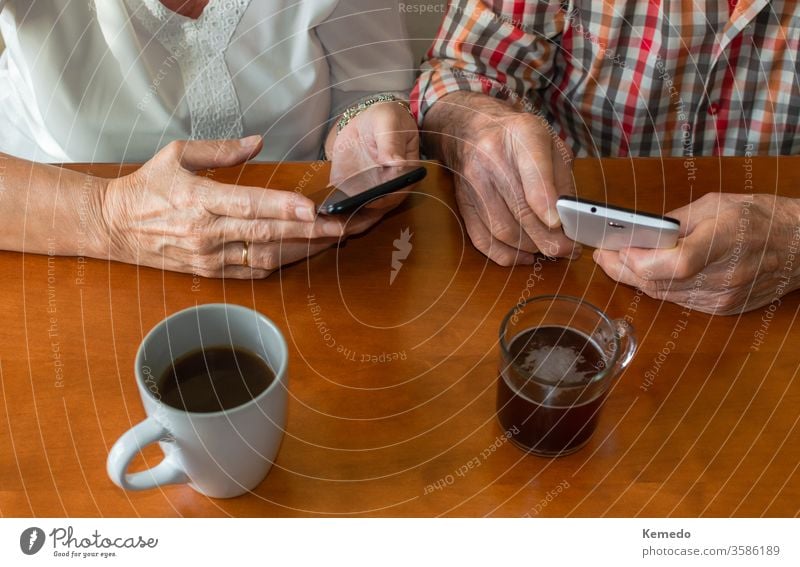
[[106, 304, 288, 498]]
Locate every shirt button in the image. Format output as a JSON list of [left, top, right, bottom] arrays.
[[708, 102, 719, 115]]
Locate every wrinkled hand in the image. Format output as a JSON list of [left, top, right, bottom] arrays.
[[328, 100, 420, 232], [101, 137, 345, 278], [593, 193, 800, 315], [423, 91, 580, 265]]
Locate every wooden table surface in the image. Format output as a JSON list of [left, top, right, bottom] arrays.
[[1, 157, 799, 517]]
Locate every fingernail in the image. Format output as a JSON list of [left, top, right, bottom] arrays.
[[295, 206, 315, 222], [323, 220, 344, 236], [592, 250, 599, 262], [240, 135, 261, 148], [547, 209, 561, 229]]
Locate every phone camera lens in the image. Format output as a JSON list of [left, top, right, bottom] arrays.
[[590, 206, 597, 213]]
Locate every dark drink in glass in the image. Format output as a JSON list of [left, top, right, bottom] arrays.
[[497, 297, 636, 456]]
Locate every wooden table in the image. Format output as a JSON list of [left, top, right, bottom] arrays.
[[1, 157, 799, 517]]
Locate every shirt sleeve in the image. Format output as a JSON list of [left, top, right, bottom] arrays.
[[411, 0, 564, 125], [316, 0, 415, 119]]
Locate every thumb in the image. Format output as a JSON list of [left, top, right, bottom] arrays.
[[373, 113, 412, 165], [513, 126, 562, 229], [664, 199, 707, 237], [375, 132, 409, 165], [176, 135, 263, 171], [618, 219, 725, 280]]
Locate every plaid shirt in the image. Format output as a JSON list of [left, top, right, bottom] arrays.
[[412, 0, 800, 157]]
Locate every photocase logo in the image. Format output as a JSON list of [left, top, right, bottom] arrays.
[[20, 527, 46, 555], [390, 227, 413, 285]]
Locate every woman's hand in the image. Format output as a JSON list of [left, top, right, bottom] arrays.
[[100, 136, 345, 278], [593, 193, 800, 315], [327, 100, 420, 232]]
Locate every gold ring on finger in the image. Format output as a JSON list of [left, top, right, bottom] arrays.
[[241, 241, 250, 267]]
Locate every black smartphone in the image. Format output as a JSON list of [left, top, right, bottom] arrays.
[[313, 165, 427, 215]]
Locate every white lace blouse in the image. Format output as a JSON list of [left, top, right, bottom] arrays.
[[0, 0, 414, 163]]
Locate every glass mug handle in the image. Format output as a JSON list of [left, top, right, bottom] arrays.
[[611, 319, 637, 374], [106, 417, 189, 491]]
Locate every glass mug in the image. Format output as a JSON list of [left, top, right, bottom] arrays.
[[496, 296, 637, 457]]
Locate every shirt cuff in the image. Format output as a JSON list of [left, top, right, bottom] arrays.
[[411, 60, 515, 128]]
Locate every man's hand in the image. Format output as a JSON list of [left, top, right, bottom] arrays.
[[422, 91, 580, 265], [593, 193, 800, 315]]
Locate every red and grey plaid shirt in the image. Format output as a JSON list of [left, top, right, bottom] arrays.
[[412, 0, 800, 157]]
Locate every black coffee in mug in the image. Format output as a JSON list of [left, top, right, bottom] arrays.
[[158, 346, 275, 413], [497, 325, 607, 455]]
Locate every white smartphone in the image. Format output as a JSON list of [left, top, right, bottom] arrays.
[[556, 196, 680, 250]]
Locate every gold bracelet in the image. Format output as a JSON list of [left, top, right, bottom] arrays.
[[336, 94, 413, 134]]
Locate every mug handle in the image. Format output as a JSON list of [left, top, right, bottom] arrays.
[[613, 319, 638, 372], [107, 417, 189, 491]]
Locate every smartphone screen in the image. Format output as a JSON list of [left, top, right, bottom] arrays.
[[311, 165, 426, 215]]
